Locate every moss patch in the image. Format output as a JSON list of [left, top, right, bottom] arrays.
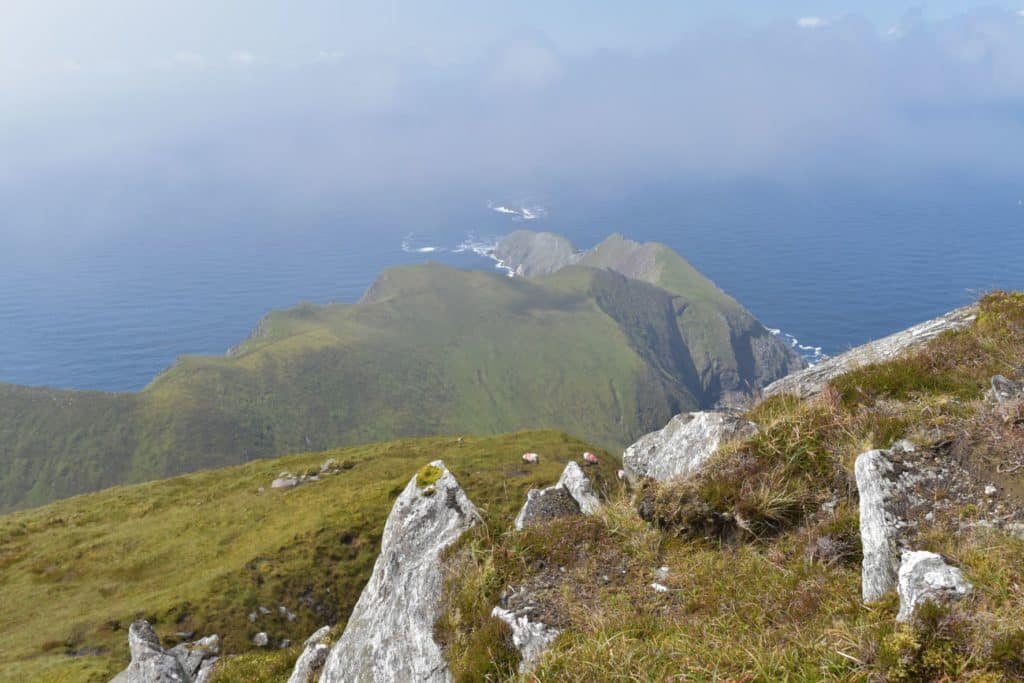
[[416, 464, 444, 488]]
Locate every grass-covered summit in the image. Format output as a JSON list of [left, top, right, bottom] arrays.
[[0, 235, 799, 512]]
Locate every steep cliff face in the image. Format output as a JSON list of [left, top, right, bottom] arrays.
[[496, 230, 804, 402]]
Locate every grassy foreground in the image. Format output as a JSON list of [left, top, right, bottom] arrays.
[[0, 431, 617, 682], [439, 292, 1024, 681]]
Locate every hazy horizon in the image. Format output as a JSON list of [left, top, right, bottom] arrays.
[[4, 3, 1024, 251]]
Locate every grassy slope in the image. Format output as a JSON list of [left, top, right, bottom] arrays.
[[0, 264, 718, 513], [0, 431, 618, 682], [440, 292, 1024, 681]]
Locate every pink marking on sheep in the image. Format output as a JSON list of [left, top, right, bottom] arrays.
[[522, 452, 540, 464], [583, 452, 599, 465]]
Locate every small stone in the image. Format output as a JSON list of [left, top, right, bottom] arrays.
[[253, 632, 269, 647], [650, 582, 670, 593], [271, 477, 300, 490], [990, 375, 1023, 403], [279, 639, 291, 649], [258, 606, 271, 615], [248, 612, 257, 623], [655, 566, 670, 581], [491, 607, 560, 674], [257, 487, 265, 493], [321, 458, 338, 472], [985, 485, 998, 497], [897, 550, 972, 621]]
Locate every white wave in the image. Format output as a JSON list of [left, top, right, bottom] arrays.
[[487, 201, 547, 221], [454, 233, 515, 277], [400, 234, 446, 254], [769, 327, 828, 366]]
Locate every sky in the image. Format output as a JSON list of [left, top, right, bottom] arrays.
[[2, 2, 1024, 246]]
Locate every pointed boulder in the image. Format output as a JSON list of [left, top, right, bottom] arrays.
[[319, 461, 480, 683], [514, 461, 601, 531]]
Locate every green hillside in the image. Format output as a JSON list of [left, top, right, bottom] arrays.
[[0, 431, 618, 682], [0, 255, 797, 513]]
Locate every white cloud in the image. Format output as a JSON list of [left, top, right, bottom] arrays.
[[158, 51, 206, 70], [230, 50, 256, 66], [797, 17, 828, 29]]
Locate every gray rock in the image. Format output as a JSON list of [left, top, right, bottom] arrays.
[[319, 460, 480, 683], [990, 375, 1023, 403], [556, 461, 601, 515], [855, 449, 902, 603], [287, 625, 331, 683], [271, 477, 300, 490], [109, 621, 219, 683], [622, 411, 758, 482], [764, 305, 978, 399], [253, 632, 269, 647], [320, 458, 338, 472], [896, 550, 972, 621], [514, 487, 581, 530], [491, 606, 561, 674], [513, 461, 600, 531]]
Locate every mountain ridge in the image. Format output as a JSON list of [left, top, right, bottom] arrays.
[[0, 235, 799, 512]]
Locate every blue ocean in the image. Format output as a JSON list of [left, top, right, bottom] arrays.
[[2, 179, 1022, 392]]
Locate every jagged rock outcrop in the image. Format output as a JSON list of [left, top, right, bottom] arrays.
[[491, 606, 561, 674], [287, 625, 331, 683], [109, 620, 219, 683], [764, 305, 978, 399], [514, 461, 601, 530], [318, 460, 480, 683], [622, 411, 758, 483], [855, 447, 905, 603], [854, 433, 1006, 604], [897, 550, 972, 621]]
